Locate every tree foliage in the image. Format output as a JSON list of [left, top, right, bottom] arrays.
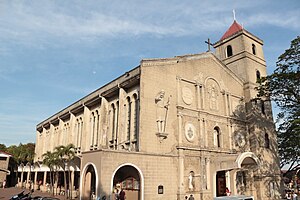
[[43, 144, 75, 198], [0, 144, 7, 151], [257, 36, 300, 172], [5, 143, 36, 165]]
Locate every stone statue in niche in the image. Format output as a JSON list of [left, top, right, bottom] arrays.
[[155, 90, 170, 133], [188, 171, 194, 191]]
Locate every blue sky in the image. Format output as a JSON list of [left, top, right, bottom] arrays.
[[0, 0, 299, 146]]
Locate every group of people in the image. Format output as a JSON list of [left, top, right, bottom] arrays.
[[286, 191, 298, 199], [114, 184, 126, 200]]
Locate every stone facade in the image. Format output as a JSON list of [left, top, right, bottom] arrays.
[[30, 20, 282, 200]]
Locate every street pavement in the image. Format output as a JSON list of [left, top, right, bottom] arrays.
[[0, 187, 70, 199]]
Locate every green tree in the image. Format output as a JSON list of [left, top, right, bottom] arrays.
[[6, 143, 36, 187], [257, 36, 300, 173], [42, 151, 59, 196], [0, 144, 7, 151], [23, 143, 36, 188], [54, 144, 75, 199]]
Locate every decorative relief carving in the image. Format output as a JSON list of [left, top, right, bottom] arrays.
[[194, 72, 204, 84], [206, 79, 220, 111], [235, 132, 246, 148], [182, 87, 193, 105], [208, 84, 219, 110], [219, 80, 227, 91], [185, 123, 196, 142]]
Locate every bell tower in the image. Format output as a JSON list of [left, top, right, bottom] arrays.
[[213, 20, 267, 101], [214, 20, 282, 199]]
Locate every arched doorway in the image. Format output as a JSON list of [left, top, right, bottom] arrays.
[[112, 164, 143, 200], [235, 152, 259, 196], [82, 164, 97, 200]]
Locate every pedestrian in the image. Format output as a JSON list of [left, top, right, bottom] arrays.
[[225, 187, 231, 196], [286, 192, 291, 200], [188, 194, 194, 200], [292, 192, 297, 200], [2, 179, 6, 188], [119, 188, 126, 200]]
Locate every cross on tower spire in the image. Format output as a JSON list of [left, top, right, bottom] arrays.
[[233, 9, 236, 21]]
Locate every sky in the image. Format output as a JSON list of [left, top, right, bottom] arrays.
[[0, 0, 299, 146]]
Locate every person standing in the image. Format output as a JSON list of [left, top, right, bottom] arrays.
[[119, 189, 126, 200], [292, 192, 297, 200], [2, 180, 6, 188], [188, 194, 194, 200]]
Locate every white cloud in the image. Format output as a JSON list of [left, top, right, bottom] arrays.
[[4, 0, 297, 43], [245, 11, 300, 30]]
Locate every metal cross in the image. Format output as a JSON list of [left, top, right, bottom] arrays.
[[205, 38, 213, 52]]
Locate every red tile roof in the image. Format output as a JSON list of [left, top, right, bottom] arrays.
[[220, 20, 243, 41], [0, 150, 13, 157]]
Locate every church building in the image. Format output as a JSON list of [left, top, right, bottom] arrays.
[[28, 20, 282, 200]]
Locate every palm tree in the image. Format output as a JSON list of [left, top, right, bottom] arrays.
[[64, 144, 75, 199], [42, 151, 59, 196], [24, 143, 36, 189], [55, 144, 75, 199]]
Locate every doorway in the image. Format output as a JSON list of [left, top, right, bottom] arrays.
[[216, 171, 226, 197], [113, 165, 141, 200], [82, 164, 96, 199]]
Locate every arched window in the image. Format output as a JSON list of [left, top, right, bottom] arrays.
[[256, 70, 261, 82], [90, 112, 96, 148], [261, 100, 265, 115], [226, 45, 233, 57], [252, 44, 256, 55], [111, 104, 116, 143], [265, 133, 270, 149], [133, 93, 139, 140], [126, 97, 131, 141], [214, 127, 221, 147]]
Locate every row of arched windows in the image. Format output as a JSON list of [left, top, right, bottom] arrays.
[[212, 126, 270, 149], [90, 110, 100, 149], [110, 93, 139, 150], [225, 43, 257, 58]]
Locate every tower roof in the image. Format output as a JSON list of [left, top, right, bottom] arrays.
[[220, 20, 243, 41]]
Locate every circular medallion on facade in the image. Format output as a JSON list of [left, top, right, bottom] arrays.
[[182, 87, 193, 105], [236, 133, 246, 147], [185, 123, 196, 142]]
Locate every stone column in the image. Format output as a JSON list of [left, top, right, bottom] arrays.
[[201, 85, 205, 110], [226, 171, 231, 193], [199, 118, 203, 147], [204, 119, 208, 147], [43, 171, 47, 192], [90, 113, 95, 149], [118, 87, 126, 145], [227, 94, 232, 114], [206, 158, 211, 190], [228, 123, 233, 149], [196, 84, 201, 110], [177, 112, 184, 199], [20, 170, 24, 188], [176, 76, 182, 105], [34, 171, 38, 190]]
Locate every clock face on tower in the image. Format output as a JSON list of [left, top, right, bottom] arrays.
[[235, 132, 246, 147]]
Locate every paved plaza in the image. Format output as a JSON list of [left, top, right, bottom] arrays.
[[0, 187, 75, 199]]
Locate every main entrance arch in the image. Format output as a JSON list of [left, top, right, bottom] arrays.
[[111, 163, 144, 200], [235, 152, 260, 196], [81, 163, 97, 200]]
